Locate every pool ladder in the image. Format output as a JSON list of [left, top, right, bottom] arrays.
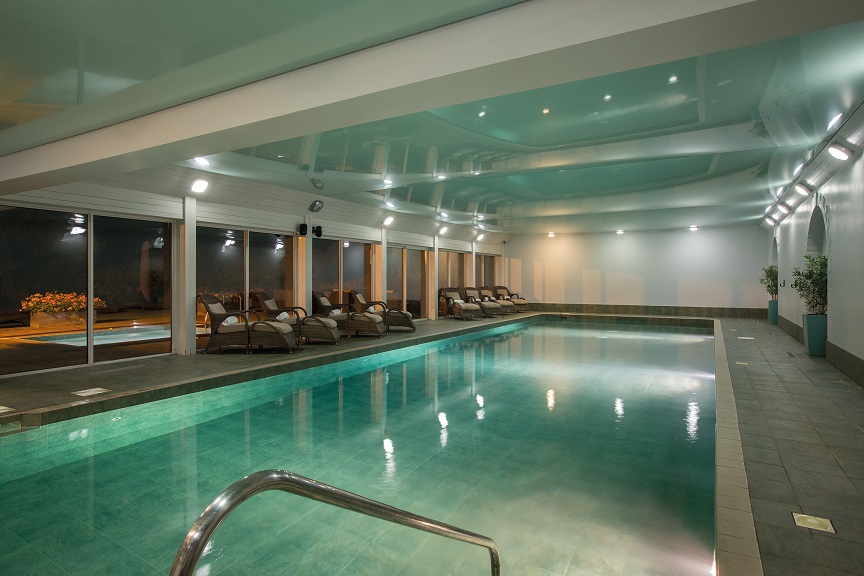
[[170, 469, 501, 575]]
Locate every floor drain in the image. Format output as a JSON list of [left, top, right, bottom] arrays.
[[71, 388, 111, 397], [793, 513, 835, 533], [767, 332, 775, 336], [786, 352, 796, 358]]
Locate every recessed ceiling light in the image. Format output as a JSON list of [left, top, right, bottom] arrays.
[[795, 183, 812, 196], [472, 171, 481, 175], [616, 229, 624, 235], [193, 157, 209, 166], [191, 178, 209, 193], [542, 108, 550, 114], [765, 216, 776, 226], [383, 216, 394, 226], [547, 232, 556, 237], [668, 75, 678, 84], [441, 212, 448, 218], [777, 204, 790, 214], [476, 215, 484, 220], [689, 225, 699, 231], [385, 200, 395, 208], [827, 113, 843, 130], [383, 177, 393, 185], [343, 241, 350, 247], [439, 226, 448, 235], [478, 111, 486, 117], [477, 224, 485, 229], [476, 233, 485, 241], [764, 205, 773, 214], [828, 143, 851, 161], [775, 186, 784, 197], [437, 175, 446, 180], [603, 94, 612, 102], [793, 163, 804, 175]]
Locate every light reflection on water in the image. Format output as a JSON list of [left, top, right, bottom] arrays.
[[0, 321, 716, 576]]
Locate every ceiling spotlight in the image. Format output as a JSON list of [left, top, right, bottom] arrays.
[[478, 110, 486, 118], [343, 241, 350, 248], [310, 178, 325, 190], [775, 186, 784, 198], [668, 75, 678, 84], [383, 177, 393, 185], [437, 175, 446, 180], [383, 216, 394, 226], [309, 200, 324, 212], [793, 163, 804, 176], [439, 226, 448, 235], [688, 225, 699, 231], [828, 143, 852, 161], [777, 204, 790, 214], [616, 230, 624, 235], [542, 108, 550, 114], [472, 171, 481, 175], [476, 233, 485, 241], [385, 200, 395, 208], [69, 226, 86, 235], [547, 232, 556, 237], [191, 178, 209, 193], [193, 157, 209, 166], [476, 215, 484, 220], [827, 113, 843, 130], [795, 183, 812, 196], [603, 94, 612, 102], [440, 212, 448, 218], [765, 217, 776, 226], [477, 224, 485, 229]]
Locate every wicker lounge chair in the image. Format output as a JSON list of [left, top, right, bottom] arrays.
[[293, 306, 342, 344], [494, 286, 529, 312], [438, 288, 482, 320], [463, 287, 503, 317], [199, 294, 297, 353], [346, 290, 416, 332], [479, 287, 516, 314], [312, 292, 386, 338]]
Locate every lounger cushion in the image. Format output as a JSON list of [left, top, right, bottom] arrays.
[[308, 317, 338, 328], [459, 302, 482, 311], [358, 313, 383, 323], [388, 310, 412, 318], [252, 322, 293, 334]]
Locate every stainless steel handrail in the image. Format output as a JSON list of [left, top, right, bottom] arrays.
[[170, 469, 501, 576]]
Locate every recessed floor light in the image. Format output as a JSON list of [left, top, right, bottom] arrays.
[[793, 513, 835, 533], [72, 388, 111, 397]]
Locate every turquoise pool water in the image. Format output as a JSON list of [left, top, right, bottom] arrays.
[[0, 321, 716, 575]]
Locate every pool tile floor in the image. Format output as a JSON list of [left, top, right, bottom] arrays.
[[2, 315, 863, 576]]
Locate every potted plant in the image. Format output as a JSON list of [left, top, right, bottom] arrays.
[[21, 292, 106, 328], [791, 255, 828, 355], [759, 264, 779, 325]]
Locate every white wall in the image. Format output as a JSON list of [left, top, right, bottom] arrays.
[[776, 152, 864, 359], [503, 226, 770, 308]]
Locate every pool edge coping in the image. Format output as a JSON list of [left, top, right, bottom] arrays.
[[713, 319, 764, 576]]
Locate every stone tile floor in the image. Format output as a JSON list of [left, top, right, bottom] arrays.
[[722, 319, 864, 576]]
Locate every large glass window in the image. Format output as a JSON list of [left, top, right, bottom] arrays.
[[249, 232, 294, 307], [437, 250, 464, 289], [93, 216, 172, 362], [196, 226, 244, 341], [0, 207, 88, 374], [311, 238, 340, 305], [406, 248, 426, 318], [484, 255, 496, 288], [386, 246, 403, 309], [342, 241, 373, 301]]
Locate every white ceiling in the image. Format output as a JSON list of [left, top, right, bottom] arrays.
[[1, 0, 864, 237]]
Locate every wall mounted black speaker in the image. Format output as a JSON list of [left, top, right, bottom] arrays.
[[299, 223, 308, 236], [312, 226, 322, 238]]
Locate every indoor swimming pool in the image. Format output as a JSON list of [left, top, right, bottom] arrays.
[[0, 321, 716, 575]]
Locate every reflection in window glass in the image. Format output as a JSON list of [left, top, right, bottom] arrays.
[[484, 255, 496, 288], [343, 242, 373, 302], [406, 249, 425, 318], [93, 216, 172, 362], [437, 250, 449, 288], [0, 207, 88, 374], [250, 232, 294, 307], [197, 226, 244, 317], [386, 247, 403, 309], [449, 252, 464, 288], [312, 238, 339, 305]]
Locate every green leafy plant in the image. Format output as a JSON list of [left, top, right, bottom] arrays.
[[791, 255, 828, 315], [759, 264, 778, 300]]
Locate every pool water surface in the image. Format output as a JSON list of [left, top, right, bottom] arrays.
[[0, 321, 716, 575]]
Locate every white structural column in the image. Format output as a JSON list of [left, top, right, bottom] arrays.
[[173, 196, 197, 355]]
